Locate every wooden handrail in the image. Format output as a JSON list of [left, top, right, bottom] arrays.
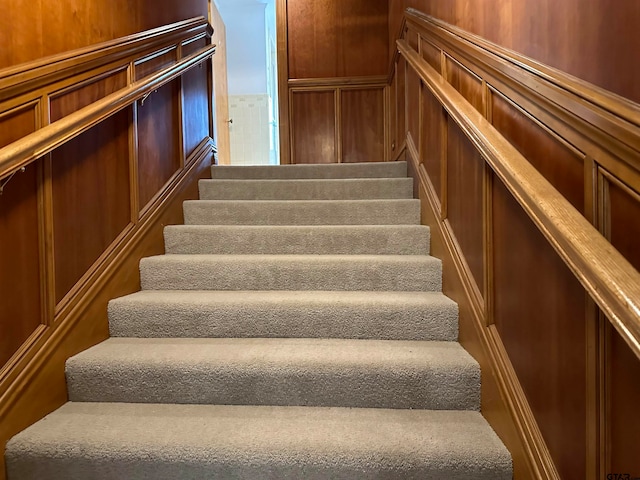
[[398, 39, 640, 360], [0, 44, 215, 181]]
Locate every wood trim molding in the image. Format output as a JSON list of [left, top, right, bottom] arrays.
[[288, 75, 389, 88], [398, 38, 640, 362], [0, 45, 216, 181], [276, 0, 291, 164], [0, 18, 209, 103]]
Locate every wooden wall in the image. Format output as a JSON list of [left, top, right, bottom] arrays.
[[0, 17, 214, 478], [389, 0, 640, 104], [279, 0, 390, 164], [394, 9, 640, 480]]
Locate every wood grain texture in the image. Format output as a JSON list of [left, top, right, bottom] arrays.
[[182, 61, 210, 158], [341, 88, 385, 163], [445, 56, 483, 114], [446, 121, 484, 296], [492, 176, 587, 480], [286, 0, 389, 79], [51, 111, 132, 304], [389, 0, 640, 103], [420, 84, 443, 199], [135, 47, 178, 81], [0, 0, 208, 70], [396, 56, 406, 150], [136, 80, 181, 209], [420, 38, 441, 73], [491, 91, 585, 212], [605, 177, 640, 476], [290, 90, 336, 164], [406, 67, 420, 150]]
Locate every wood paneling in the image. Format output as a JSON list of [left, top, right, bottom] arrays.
[[406, 67, 420, 148], [341, 88, 385, 163], [420, 84, 443, 198], [291, 90, 336, 164], [447, 122, 484, 295], [182, 61, 210, 158], [491, 91, 585, 212], [50, 70, 128, 121], [445, 56, 483, 113], [0, 163, 41, 368], [51, 111, 132, 304], [137, 80, 181, 209], [181, 35, 207, 57], [135, 47, 177, 81], [492, 176, 587, 480], [606, 177, 640, 475], [420, 38, 441, 73], [396, 57, 406, 148], [0, 106, 41, 368], [286, 0, 389, 79], [0, 0, 208, 70], [389, 0, 640, 103]]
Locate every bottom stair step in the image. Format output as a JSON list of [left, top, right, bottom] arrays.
[[6, 402, 512, 480]]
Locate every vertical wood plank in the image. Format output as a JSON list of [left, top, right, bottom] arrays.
[[341, 88, 385, 163], [290, 90, 337, 164]]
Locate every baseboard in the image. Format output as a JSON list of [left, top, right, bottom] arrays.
[[407, 146, 560, 480], [0, 143, 213, 480]]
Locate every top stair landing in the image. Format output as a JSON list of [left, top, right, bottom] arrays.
[[210, 161, 408, 179]]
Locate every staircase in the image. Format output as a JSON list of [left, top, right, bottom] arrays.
[[6, 161, 512, 479]]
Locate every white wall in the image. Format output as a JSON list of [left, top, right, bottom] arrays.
[[216, 0, 267, 95]]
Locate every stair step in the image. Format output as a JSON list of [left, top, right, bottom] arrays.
[[140, 254, 442, 292], [210, 161, 407, 179], [66, 338, 479, 409], [164, 225, 430, 255], [198, 178, 413, 200], [6, 403, 511, 480], [183, 199, 420, 225], [108, 290, 458, 340]]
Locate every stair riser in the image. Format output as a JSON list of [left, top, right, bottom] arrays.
[[210, 161, 408, 179], [198, 178, 413, 200], [140, 257, 442, 292], [183, 199, 421, 226], [164, 225, 430, 255], [108, 298, 458, 341], [66, 363, 479, 411]]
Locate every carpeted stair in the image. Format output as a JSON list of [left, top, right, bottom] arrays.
[[6, 161, 512, 479]]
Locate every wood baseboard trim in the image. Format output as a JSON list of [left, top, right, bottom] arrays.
[[407, 144, 559, 480], [0, 141, 213, 480]]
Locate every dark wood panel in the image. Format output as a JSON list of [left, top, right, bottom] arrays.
[[606, 177, 640, 475], [406, 67, 420, 148], [388, 72, 397, 158], [420, 84, 443, 198], [181, 35, 207, 57], [52, 111, 132, 304], [137, 80, 181, 208], [0, 0, 208, 70], [0, 163, 41, 368], [287, 0, 389, 79], [341, 88, 385, 163], [182, 61, 210, 158], [446, 121, 484, 294], [291, 90, 336, 164], [0, 106, 42, 367], [50, 70, 128, 122], [492, 175, 587, 480], [446, 56, 483, 113], [396, 57, 406, 147], [420, 38, 441, 73], [135, 47, 177, 81], [390, 0, 640, 103], [491, 91, 585, 212]]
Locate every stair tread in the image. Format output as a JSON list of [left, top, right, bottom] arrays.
[[198, 177, 413, 200], [6, 402, 511, 480], [209, 161, 408, 179], [109, 290, 458, 341], [183, 198, 421, 226], [164, 224, 430, 255]]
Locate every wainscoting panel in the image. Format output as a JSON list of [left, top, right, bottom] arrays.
[[341, 88, 385, 163], [290, 90, 337, 164]]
